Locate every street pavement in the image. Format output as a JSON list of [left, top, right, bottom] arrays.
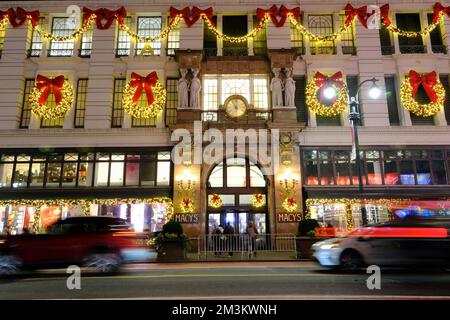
[[1, 261, 450, 300]]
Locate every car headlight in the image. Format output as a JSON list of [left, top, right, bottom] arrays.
[[320, 242, 341, 250]]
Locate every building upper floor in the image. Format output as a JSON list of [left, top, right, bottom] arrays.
[[1, 0, 450, 144]]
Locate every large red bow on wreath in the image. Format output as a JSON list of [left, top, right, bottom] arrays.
[[1, 7, 40, 27], [315, 71, 344, 103], [170, 6, 213, 27], [35, 75, 65, 105], [380, 4, 391, 27], [130, 72, 158, 105], [256, 5, 300, 27], [433, 2, 450, 24], [344, 4, 369, 28], [83, 6, 127, 30], [409, 70, 438, 103]]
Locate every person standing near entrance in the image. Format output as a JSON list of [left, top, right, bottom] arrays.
[[247, 221, 259, 257], [214, 224, 224, 256], [223, 222, 235, 257]]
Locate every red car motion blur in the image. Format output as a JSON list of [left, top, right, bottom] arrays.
[[0, 216, 152, 275]]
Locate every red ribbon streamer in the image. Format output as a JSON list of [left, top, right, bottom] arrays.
[[256, 5, 300, 27], [380, 4, 391, 27], [83, 6, 127, 30], [2, 7, 40, 27], [170, 6, 213, 27], [345, 3, 369, 28], [315, 71, 344, 104], [35, 75, 65, 106], [130, 72, 158, 105], [409, 70, 438, 103], [433, 2, 450, 24]]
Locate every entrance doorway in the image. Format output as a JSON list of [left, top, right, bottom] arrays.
[[206, 157, 268, 234]]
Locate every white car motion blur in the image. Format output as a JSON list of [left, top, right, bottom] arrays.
[[312, 217, 450, 272]]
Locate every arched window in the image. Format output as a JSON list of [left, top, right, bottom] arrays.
[[207, 157, 266, 188]]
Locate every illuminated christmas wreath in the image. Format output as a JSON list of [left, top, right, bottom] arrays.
[[210, 194, 223, 208], [122, 72, 166, 119], [29, 75, 74, 120], [400, 70, 446, 117], [282, 197, 298, 213], [252, 194, 265, 208], [180, 198, 194, 213], [305, 71, 348, 117]]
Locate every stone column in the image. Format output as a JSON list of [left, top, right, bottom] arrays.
[[0, 25, 29, 130], [355, 23, 390, 127], [84, 26, 115, 129]]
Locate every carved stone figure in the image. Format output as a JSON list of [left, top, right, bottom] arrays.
[[189, 68, 201, 109], [271, 69, 284, 107], [284, 68, 296, 107], [178, 69, 189, 109]]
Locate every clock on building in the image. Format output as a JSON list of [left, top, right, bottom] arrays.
[[223, 95, 248, 119]]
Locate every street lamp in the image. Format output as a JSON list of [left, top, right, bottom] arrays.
[[322, 77, 381, 226], [348, 77, 381, 226]]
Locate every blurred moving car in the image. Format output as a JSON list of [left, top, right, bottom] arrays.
[[312, 216, 450, 272], [0, 216, 156, 275]]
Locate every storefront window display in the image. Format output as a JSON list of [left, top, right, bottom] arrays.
[[307, 198, 450, 236], [0, 198, 173, 234]]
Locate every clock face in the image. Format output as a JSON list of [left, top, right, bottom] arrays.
[[225, 97, 247, 118]]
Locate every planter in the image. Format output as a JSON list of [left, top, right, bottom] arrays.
[[296, 237, 324, 260], [157, 241, 186, 262]]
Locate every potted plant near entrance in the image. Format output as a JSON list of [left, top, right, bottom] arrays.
[[296, 218, 321, 259], [155, 221, 190, 262]]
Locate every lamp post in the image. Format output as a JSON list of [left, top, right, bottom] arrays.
[[322, 77, 381, 226], [348, 78, 381, 226]]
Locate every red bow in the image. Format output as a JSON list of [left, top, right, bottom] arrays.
[[344, 4, 369, 28], [35, 75, 65, 106], [433, 2, 450, 24], [409, 70, 438, 103], [83, 6, 127, 30], [3, 7, 40, 27], [315, 71, 344, 103], [130, 72, 158, 105], [256, 5, 300, 27], [170, 6, 213, 27], [380, 4, 391, 27]]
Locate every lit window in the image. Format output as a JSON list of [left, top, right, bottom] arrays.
[[253, 78, 269, 109], [339, 14, 356, 55], [74, 79, 88, 128], [227, 158, 246, 187], [136, 17, 162, 56], [308, 15, 335, 55], [49, 17, 75, 56], [28, 17, 45, 57], [221, 79, 250, 104], [290, 20, 304, 53], [80, 18, 93, 57], [203, 79, 218, 111], [112, 78, 125, 128], [166, 16, 180, 56], [41, 79, 66, 128], [116, 16, 131, 56], [0, 23, 5, 58]]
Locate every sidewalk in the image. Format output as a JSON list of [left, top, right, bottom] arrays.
[[186, 251, 305, 262]]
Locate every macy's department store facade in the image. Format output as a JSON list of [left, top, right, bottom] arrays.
[[1, 0, 450, 237]]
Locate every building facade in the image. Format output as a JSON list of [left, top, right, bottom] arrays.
[[1, 0, 450, 237]]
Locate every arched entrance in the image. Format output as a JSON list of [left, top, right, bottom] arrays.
[[206, 157, 268, 234]]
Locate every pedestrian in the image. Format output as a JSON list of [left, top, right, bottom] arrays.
[[223, 222, 235, 257], [214, 224, 225, 256], [247, 221, 259, 257]]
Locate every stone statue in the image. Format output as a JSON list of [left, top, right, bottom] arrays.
[[189, 68, 201, 109], [271, 69, 284, 107], [178, 69, 189, 109], [284, 68, 296, 107]]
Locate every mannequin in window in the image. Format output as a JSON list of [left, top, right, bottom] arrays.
[[178, 68, 189, 109], [271, 69, 284, 107], [190, 68, 201, 109], [284, 68, 296, 107]]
